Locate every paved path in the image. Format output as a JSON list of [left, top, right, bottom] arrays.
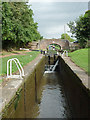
[[0, 50, 31, 58], [0, 54, 43, 117], [62, 56, 90, 90]]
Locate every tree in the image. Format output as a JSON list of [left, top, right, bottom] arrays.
[[2, 2, 43, 50], [61, 33, 75, 42], [67, 10, 90, 48]]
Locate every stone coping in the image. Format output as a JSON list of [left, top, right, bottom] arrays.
[[62, 56, 89, 90]]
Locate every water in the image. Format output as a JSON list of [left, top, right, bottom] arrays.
[[34, 72, 71, 118], [45, 59, 59, 73]]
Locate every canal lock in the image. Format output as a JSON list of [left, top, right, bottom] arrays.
[[1, 54, 90, 119]]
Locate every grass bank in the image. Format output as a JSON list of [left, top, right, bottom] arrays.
[[0, 51, 40, 76], [69, 48, 89, 75]]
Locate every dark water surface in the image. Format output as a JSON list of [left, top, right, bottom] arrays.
[[32, 72, 71, 118]]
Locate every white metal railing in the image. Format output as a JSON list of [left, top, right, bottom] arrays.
[[52, 60, 59, 71], [7, 58, 24, 79], [62, 50, 68, 57]]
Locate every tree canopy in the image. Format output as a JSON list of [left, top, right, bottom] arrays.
[[67, 10, 90, 48], [2, 2, 43, 50], [61, 33, 75, 42]]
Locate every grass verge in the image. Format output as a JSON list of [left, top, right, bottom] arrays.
[[68, 48, 89, 75], [1, 51, 40, 75], [0, 79, 2, 83]]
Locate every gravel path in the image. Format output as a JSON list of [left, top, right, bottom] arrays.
[[0, 50, 31, 58]]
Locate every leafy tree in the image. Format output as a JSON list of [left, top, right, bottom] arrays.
[[61, 33, 75, 42], [67, 10, 90, 48], [2, 2, 43, 50]]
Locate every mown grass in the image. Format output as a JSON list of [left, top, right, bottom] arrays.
[[69, 48, 89, 75], [0, 79, 2, 83], [0, 51, 40, 75]]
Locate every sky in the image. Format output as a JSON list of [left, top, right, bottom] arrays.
[[28, 0, 89, 39]]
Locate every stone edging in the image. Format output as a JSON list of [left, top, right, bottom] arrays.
[[62, 56, 89, 90]]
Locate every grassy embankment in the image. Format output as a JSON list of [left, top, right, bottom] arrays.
[[0, 51, 40, 82], [69, 48, 89, 75]]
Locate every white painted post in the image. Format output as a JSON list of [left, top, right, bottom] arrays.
[[7, 60, 9, 78], [57, 52, 59, 55], [62, 51, 64, 57], [66, 51, 68, 57], [15, 58, 24, 76], [10, 60, 12, 76], [13, 59, 22, 77]]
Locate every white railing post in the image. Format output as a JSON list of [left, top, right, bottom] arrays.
[[61, 50, 68, 57], [10, 60, 12, 76], [66, 51, 68, 57], [7, 60, 9, 78], [7, 58, 24, 79]]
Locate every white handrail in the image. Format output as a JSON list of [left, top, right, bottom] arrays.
[[7, 58, 24, 79], [62, 50, 68, 57], [52, 60, 59, 71]]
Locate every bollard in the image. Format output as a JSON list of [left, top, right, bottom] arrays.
[[43, 51, 45, 55], [41, 50, 42, 54]]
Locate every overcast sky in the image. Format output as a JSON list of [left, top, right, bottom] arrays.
[[28, 0, 88, 39]]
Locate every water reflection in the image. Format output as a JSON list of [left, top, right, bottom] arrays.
[[33, 72, 71, 118]]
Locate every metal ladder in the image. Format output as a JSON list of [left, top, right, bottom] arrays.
[[7, 58, 24, 79]]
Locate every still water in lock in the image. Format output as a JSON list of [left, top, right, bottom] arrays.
[[32, 71, 71, 118]]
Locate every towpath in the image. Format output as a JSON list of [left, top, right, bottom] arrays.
[[0, 50, 32, 58]]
